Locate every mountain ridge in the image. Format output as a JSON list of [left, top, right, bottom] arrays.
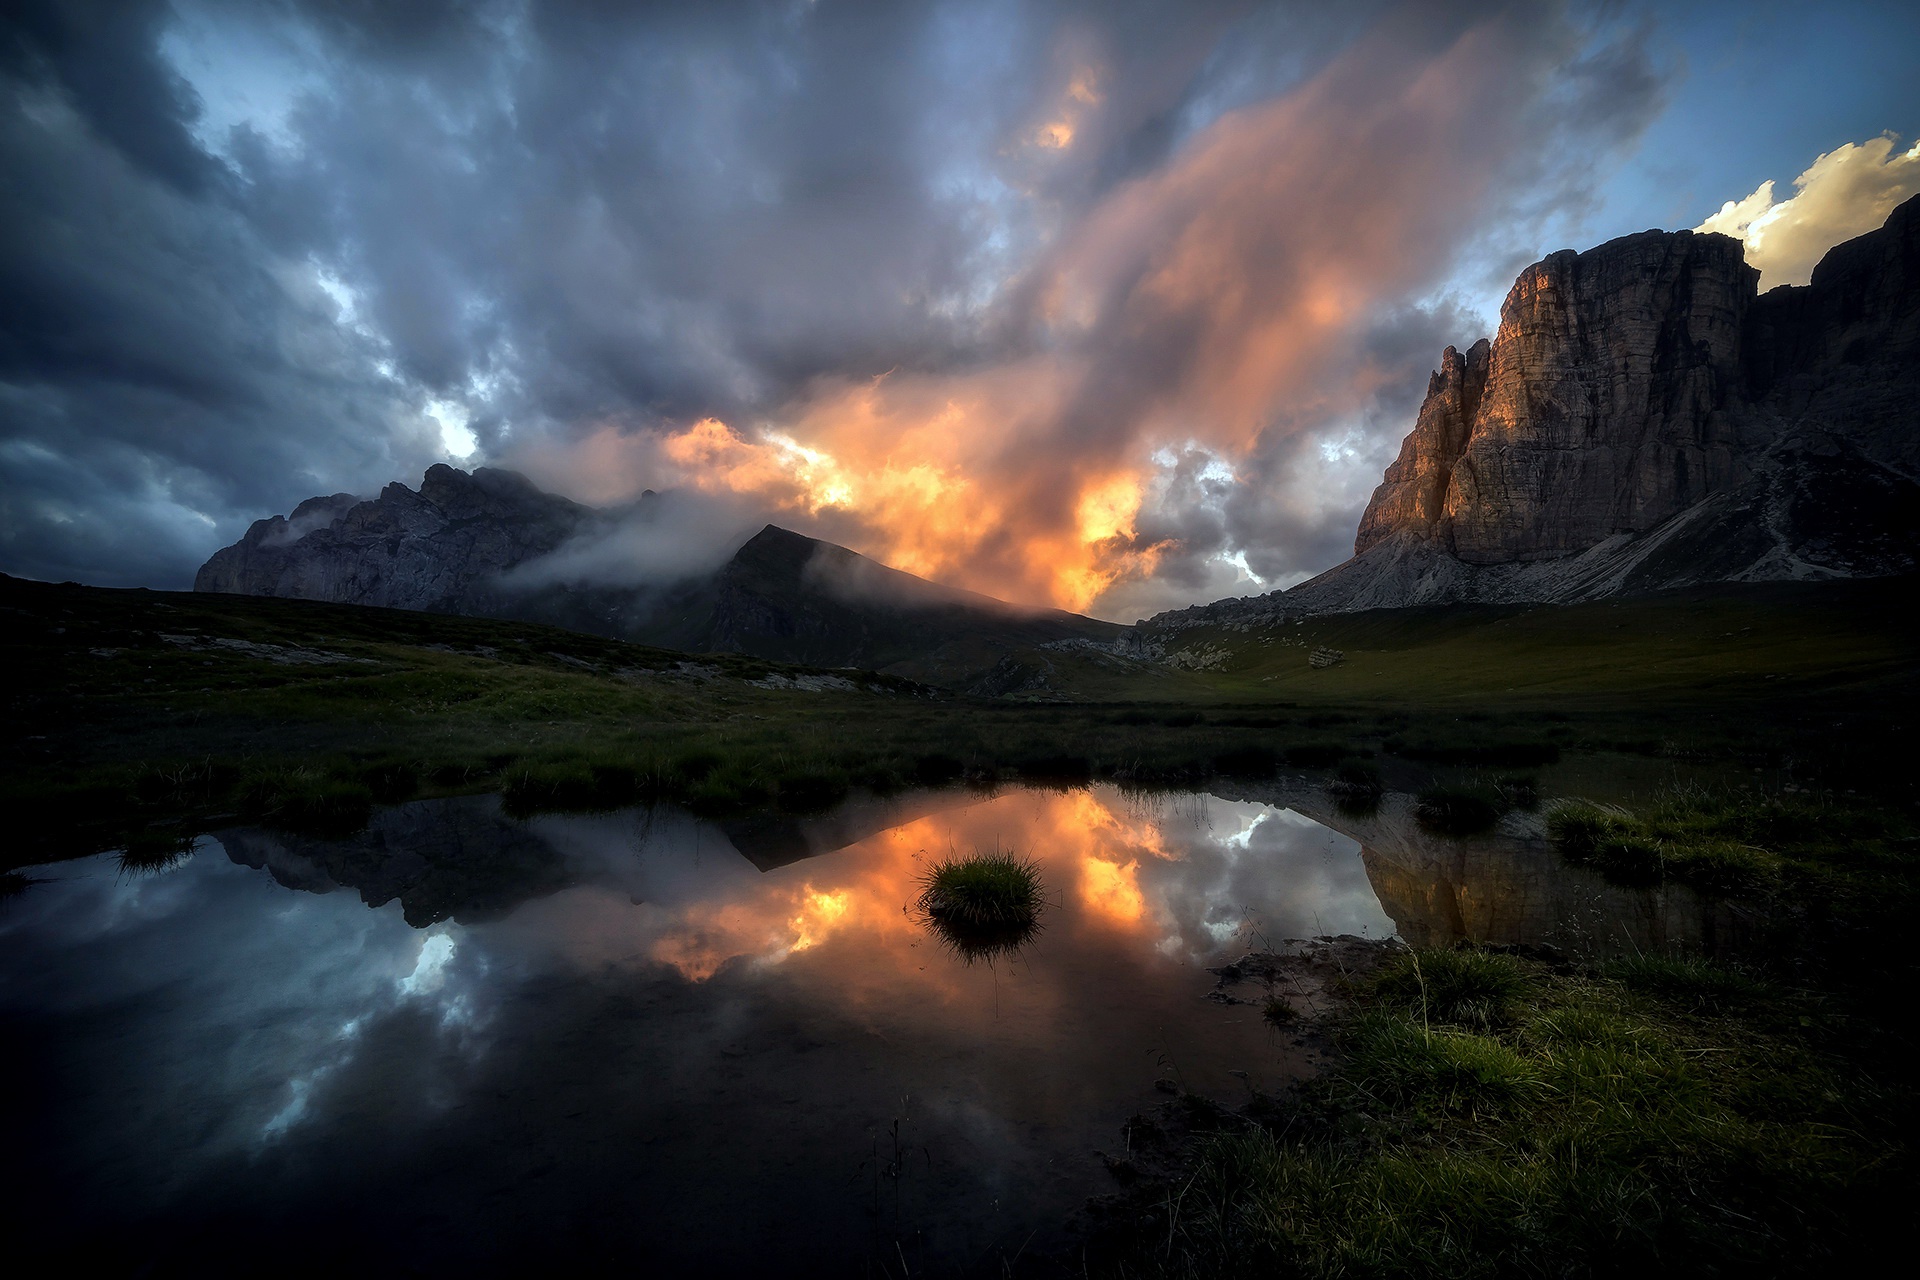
[[194, 467, 1125, 689]]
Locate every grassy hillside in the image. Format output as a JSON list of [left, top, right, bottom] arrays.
[[4, 573, 1915, 871], [1147, 578, 1917, 706]]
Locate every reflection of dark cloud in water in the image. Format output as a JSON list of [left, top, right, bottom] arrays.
[[2, 783, 1388, 1273]]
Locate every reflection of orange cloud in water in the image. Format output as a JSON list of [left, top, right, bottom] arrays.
[[1079, 855, 1144, 924], [650, 880, 873, 981], [634, 789, 1176, 985], [789, 887, 850, 952]]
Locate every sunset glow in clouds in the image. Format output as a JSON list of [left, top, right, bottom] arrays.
[[3, 1, 1915, 610], [541, 9, 1672, 614]]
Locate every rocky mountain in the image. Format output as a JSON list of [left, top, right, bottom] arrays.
[[1186, 192, 1920, 624], [196, 464, 1124, 688], [197, 464, 607, 615]]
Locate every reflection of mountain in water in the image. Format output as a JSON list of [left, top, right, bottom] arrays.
[[719, 789, 984, 871], [217, 789, 988, 926], [218, 797, 571, 927], [217, 783, 1750, 957], [1287, 791, 1752, 958]]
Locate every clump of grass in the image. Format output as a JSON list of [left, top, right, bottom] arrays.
[[1492, 774, 1538, 811], [915, 849, 1045, 931], [1367, 947, 1532, 1031], [1325, 763, 1383, 813], [1548, 800, 1664, 885], [1602, 952, 1773, 1012], [500, 758, 644, 816], [236, 766, 373, 835], [912, 849, 1046, 964], [116, 828, 198, 875], [1414, 785, 1503, 835], [1338, 1012, 1546, 1112], [683, 760, 775, 815], [357, 760, 421, 804]]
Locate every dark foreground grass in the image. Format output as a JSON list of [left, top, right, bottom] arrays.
[[1549, 788, 1920, 899], [1094, 947, 1906, 1278]]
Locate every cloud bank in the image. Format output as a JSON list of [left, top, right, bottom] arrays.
[[1697, 133, 1920, 289], [0, 1, 1696, 616]]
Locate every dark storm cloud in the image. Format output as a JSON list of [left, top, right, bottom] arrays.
[[0, 0, 1667, 604]]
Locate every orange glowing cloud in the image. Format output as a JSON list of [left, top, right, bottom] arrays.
[[544, 12, 1571, 618]]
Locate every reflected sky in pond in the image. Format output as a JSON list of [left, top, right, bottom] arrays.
[[1, 785, 1390, 1275], [2, 780, 1746, 1273]]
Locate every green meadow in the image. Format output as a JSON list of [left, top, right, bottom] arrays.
[[6, 572, 1914, 869]]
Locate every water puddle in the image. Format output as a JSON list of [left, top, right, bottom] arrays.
[[0, 782, 1734, 1272]]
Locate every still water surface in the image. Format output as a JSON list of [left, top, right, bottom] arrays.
[[0, 783, 1730, 1275]]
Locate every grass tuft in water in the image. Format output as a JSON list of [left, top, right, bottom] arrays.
[[1326, 763, 1383, 814], [915, 849, 1045, 931], [116, 828, 199, 875]]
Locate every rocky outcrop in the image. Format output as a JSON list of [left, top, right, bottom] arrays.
[[1354, 338, 1490, 554], [1276, 193, 1920, 615], [195, 464, 604, 614]]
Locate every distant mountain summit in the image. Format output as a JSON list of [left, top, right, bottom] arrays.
[[195, 464, 1122, 688], [1197, 192, 1920, 622]]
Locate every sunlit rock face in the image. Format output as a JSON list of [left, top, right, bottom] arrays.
[[1286, 192, 1920, 613], [1353, 338, 1491, 555], [1448, 230, 1758, 564]]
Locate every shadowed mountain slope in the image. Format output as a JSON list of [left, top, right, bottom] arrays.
[[196, 468, 1125, 689]]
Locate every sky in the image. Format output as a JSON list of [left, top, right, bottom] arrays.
[[2, 0, 1916, 621]]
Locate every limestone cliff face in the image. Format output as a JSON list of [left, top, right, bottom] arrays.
[[1445, 230, 1759, 563], [195, 464, 600, 613], [1356, 229, 1762, 563], [1281, 193, 1920, 614], [1353, 338, 1489, 554]]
